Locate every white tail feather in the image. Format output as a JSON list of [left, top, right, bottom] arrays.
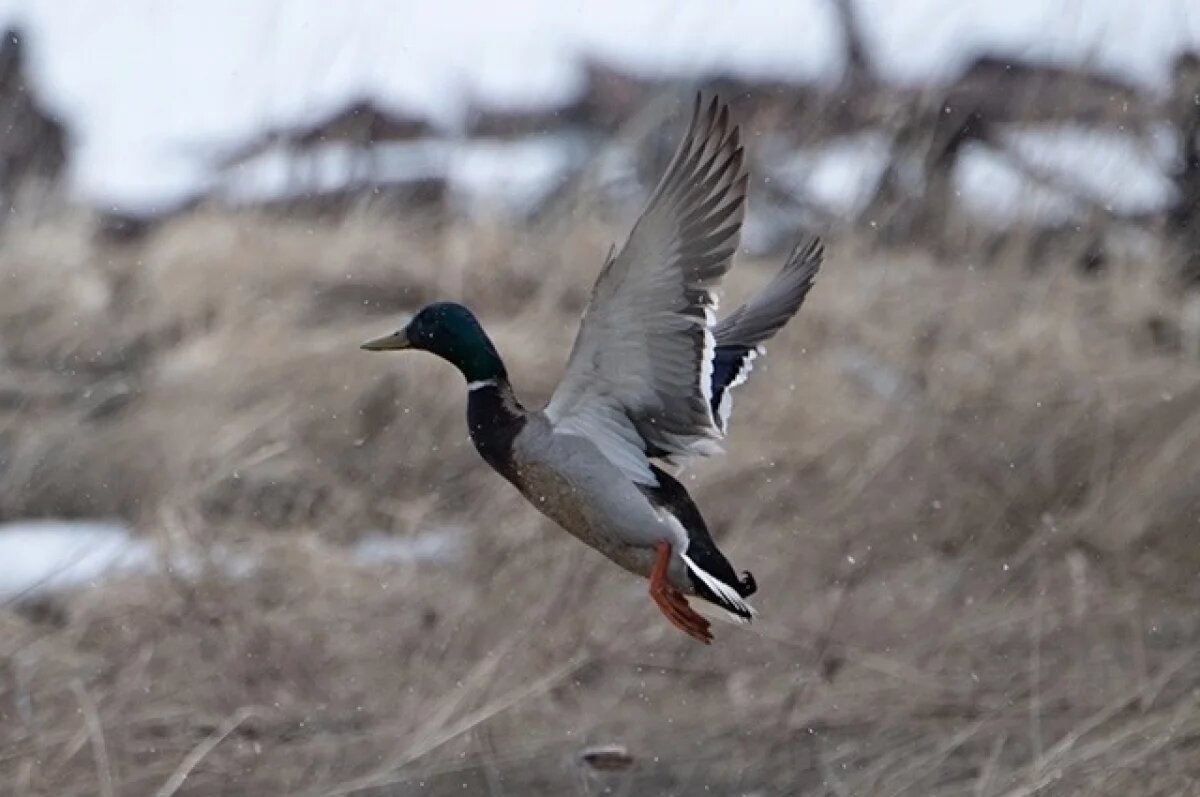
[[680, 550, 757, 620]]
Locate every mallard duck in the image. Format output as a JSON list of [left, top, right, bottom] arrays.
[[361, 96, 823, 643]]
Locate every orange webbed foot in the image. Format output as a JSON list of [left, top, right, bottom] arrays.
[[649, 541, 713, 644]]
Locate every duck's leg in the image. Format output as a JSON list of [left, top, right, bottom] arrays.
[[649, 541, 713, 644]]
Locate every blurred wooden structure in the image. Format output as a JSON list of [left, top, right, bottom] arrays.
[[215, 97, 434, 186], [1167, 51, 1200, 282], [0, 26, 68, 210]]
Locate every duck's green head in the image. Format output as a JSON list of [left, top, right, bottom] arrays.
[[360, 302, 506, 383]]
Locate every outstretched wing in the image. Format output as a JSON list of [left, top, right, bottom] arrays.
[[708, 236, 823, 434], [545, 95, 747, 485]]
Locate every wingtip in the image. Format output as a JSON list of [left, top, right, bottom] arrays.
[[705, 92, 721, 123], [684, 90, 704, 134], [688, 91, 736, 144], [784, 235, 825, 282], [732, 169, 750, 198], [715, 100, 730, 135]]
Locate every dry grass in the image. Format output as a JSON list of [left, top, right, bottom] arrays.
[[1, 199, 1199, 796]]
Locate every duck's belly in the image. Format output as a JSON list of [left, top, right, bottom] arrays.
[[509, 456, 691, 589]]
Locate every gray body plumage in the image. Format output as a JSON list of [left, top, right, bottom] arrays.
[[505, 413, 694, 589]]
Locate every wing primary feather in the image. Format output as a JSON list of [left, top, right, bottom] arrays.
[[691, 133, 742, 196], [656, 94, 717, 200], [684, 153, 746, 224]]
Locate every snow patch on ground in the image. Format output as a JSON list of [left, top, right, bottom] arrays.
[[0, 520, 152, 601], [349, 527, 467, 567], [0, 519, 465, 603]]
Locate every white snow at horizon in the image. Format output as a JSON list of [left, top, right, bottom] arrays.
[[754, 123, 1175, 229], [218, 134, 592, 214], [769, 131, 896, 217], [1002, 127, 1178, 215], [0, 0, 1190, 212], [956, 128, 1177, 226]]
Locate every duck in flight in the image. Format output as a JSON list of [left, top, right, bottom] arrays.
[[361, 95, 823, 643]]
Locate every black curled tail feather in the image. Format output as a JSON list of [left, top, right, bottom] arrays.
[[737, 569, 757, 598]]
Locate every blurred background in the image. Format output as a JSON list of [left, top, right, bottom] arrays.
[[1, 1, 1200, 794]]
